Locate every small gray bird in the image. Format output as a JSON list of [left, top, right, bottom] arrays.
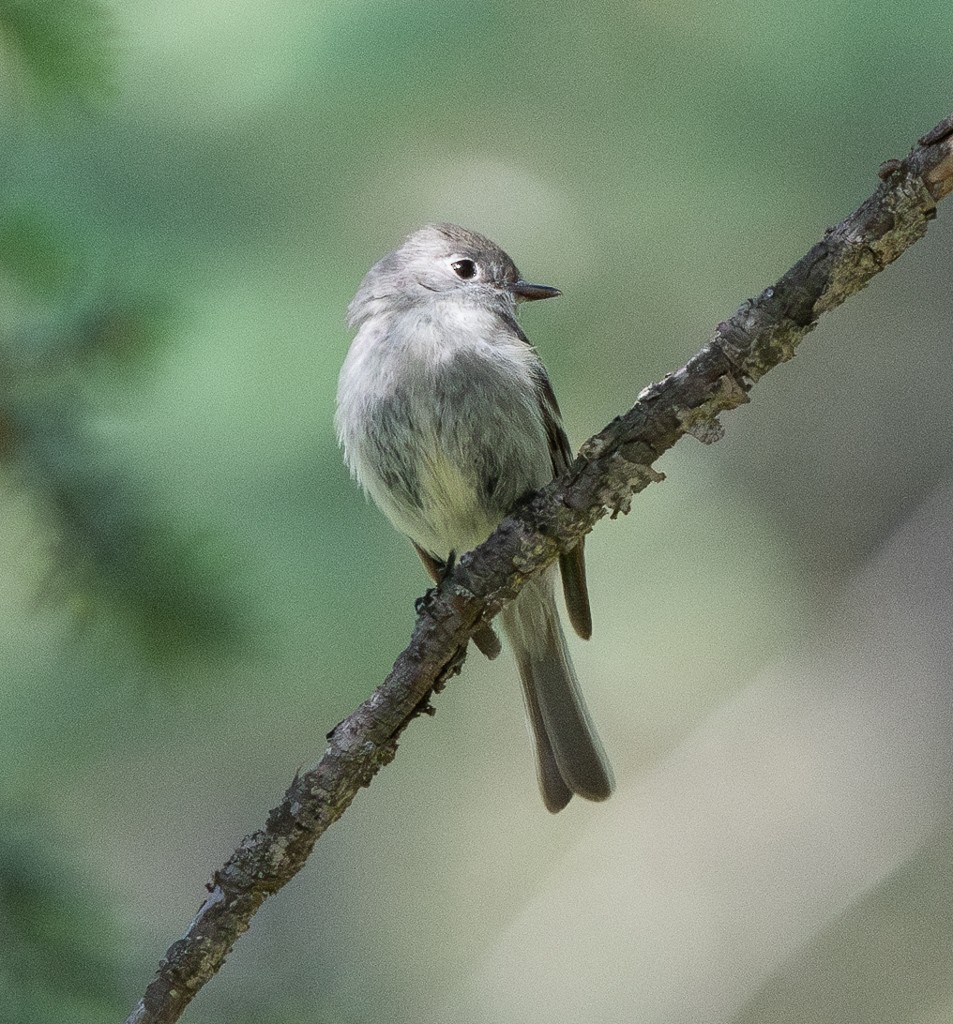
[[336, 223, 613, 812]]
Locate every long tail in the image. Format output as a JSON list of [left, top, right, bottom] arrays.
[[501, 570, 614, 813]]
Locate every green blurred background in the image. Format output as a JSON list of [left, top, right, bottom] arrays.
[[3, 1, 953, 1022]]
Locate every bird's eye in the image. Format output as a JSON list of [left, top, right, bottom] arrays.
[[450, 258, 478, 280]]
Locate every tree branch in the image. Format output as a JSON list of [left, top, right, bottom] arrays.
[[125, 113, 953, 1024]]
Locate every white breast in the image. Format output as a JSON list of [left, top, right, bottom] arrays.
[[336, 298, 551, 558]]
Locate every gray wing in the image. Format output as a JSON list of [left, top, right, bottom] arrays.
[[520, 340, 592, 642]]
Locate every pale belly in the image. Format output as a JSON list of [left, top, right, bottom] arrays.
[[341, 342, 553, 560]]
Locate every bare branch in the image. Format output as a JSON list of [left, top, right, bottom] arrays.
[[125, 113, 953, 1024]]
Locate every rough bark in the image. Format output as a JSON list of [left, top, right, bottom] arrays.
[[125, 113, 953, 1024]]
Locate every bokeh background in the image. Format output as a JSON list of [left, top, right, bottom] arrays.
[[2, 2, 953, 1022]]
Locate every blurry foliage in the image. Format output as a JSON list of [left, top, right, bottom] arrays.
[[0, 5, 254, 1019], [0, 0, 114, 102], [2, 293, 174, 368], [0, 805, 122, 1024], [0, 301, 251, 660], [0, 210, 77, 297], [0, 0, 249, 660]]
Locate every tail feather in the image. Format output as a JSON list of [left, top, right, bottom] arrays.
[[514, 649, 573, 813], [502, 571, 614, 811]]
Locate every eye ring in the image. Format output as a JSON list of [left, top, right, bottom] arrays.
[[450, 258, 478, 280]]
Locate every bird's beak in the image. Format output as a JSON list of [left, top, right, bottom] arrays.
[[511, 280, 561, 302]]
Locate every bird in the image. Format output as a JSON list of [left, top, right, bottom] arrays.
[[335, 223, 613, 811]]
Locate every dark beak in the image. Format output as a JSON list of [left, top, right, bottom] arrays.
[[512, 280, 561, 302]]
